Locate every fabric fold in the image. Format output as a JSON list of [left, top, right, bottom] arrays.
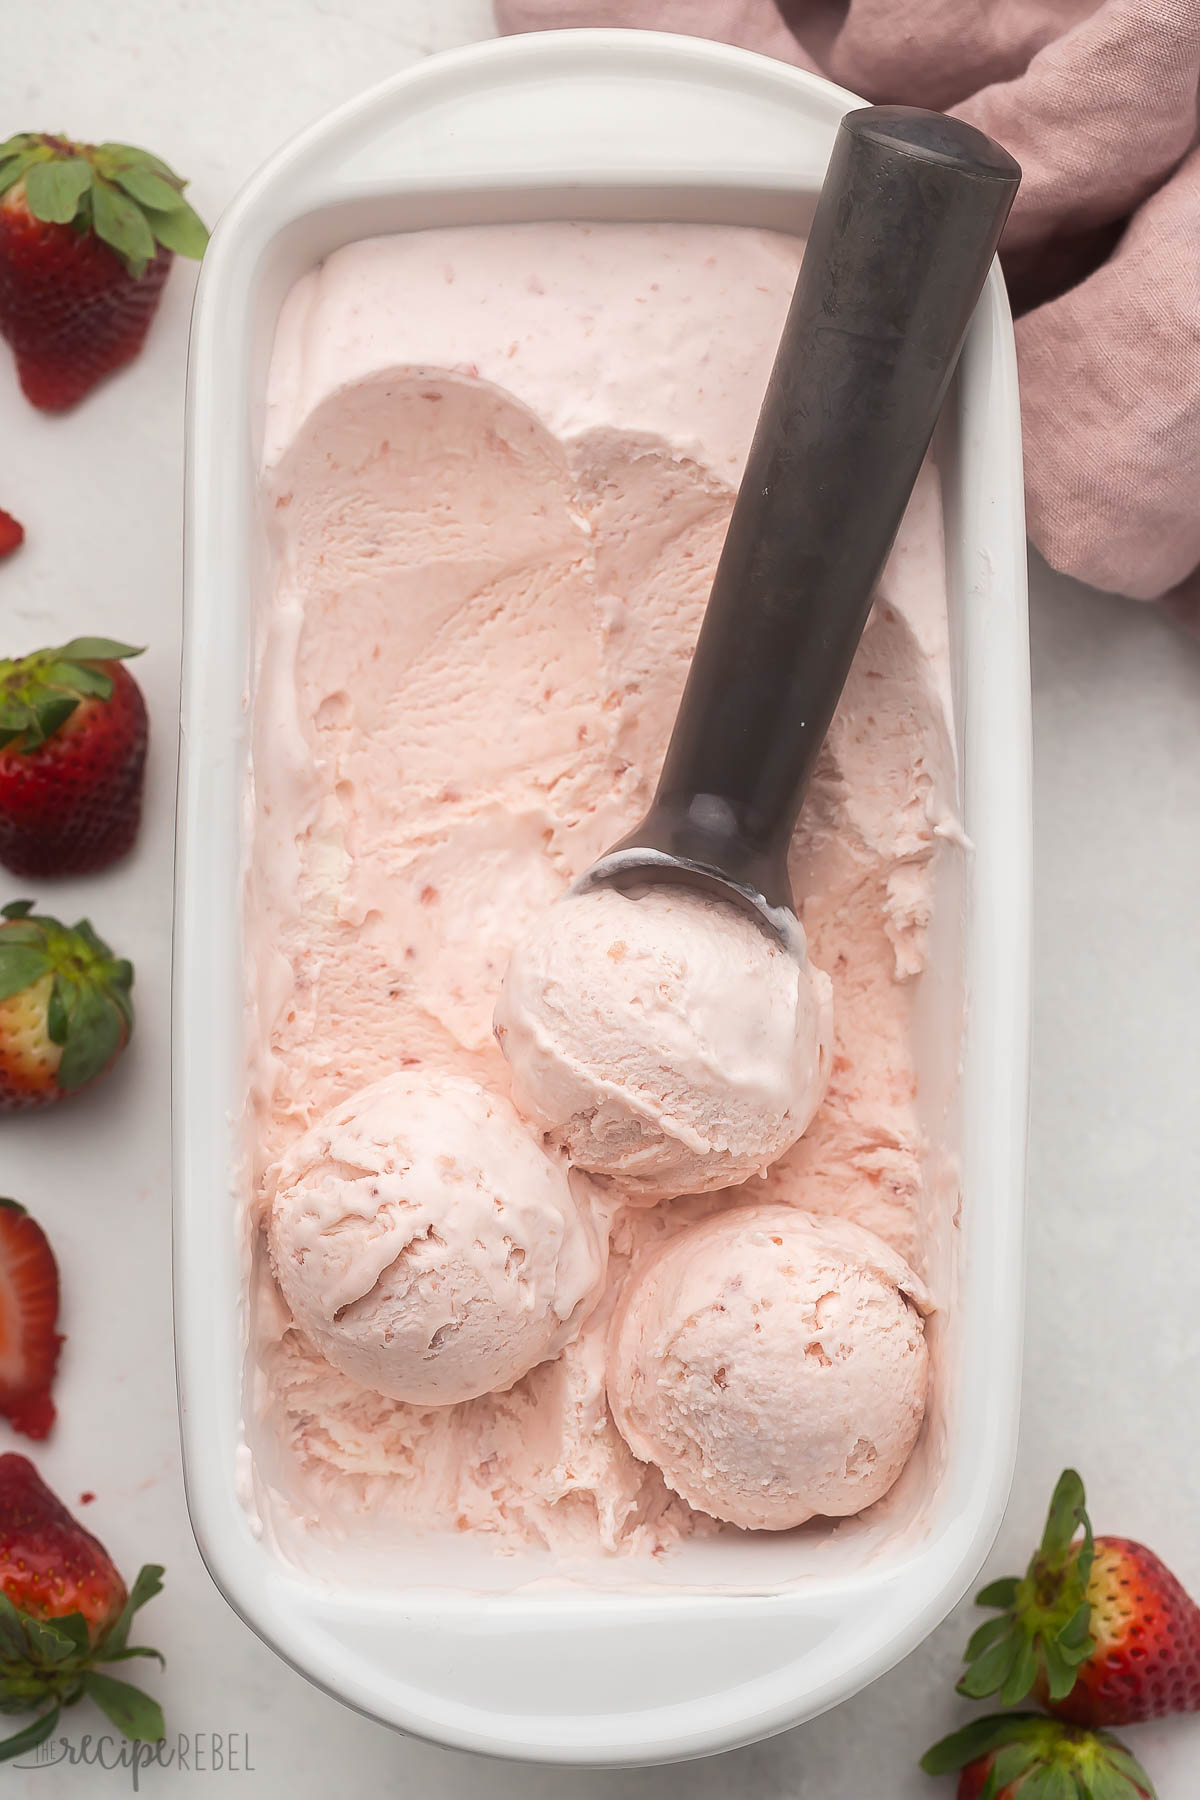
[[496, 0, 1200, 612]]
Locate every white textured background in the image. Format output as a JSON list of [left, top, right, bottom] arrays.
[[3, 4, 1198, 1794]]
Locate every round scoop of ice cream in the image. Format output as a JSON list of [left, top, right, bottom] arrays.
[[268, 1071, 606, 1406], [606, 1204, 932, 1529], [494, 884, 832, 1203]]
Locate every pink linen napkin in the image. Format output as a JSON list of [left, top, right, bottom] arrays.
[[495, 0, 1200, 622]]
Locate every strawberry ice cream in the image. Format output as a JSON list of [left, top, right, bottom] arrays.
[[495, 884, 832, 1201], [607, 1205, 932, 1530], [268, 1072, 606, 1406], [246, 221, 959, 1560]]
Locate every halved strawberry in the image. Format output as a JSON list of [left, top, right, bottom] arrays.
[[0, 1201, 63, 1441], [0, 133, 208, 411], [0, 511, 22, 559], [0, 637, 148, 877], [0, 901, 134, 1111]]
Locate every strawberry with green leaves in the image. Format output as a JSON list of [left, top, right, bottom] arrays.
[[0, 1454, 164, 1759], [0, 133, 208, 410], [0, 638, 148, 877], [958, 1469, 1200, 1728], [0, 901, 134, 1111], [0, 1200, 63, 1441], [922, 1712, 1155, 1800]]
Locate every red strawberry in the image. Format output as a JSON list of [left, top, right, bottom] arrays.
[[1051, 1536, 1200, 1728], [0, 1200, 63, 1441], [922, 1712, 1155, 1799], [0, 901, 134, 1111], [0, 133, 207, 411], [0, 1455, 124, 1639], [0, 637, 148, 877], [958, 1469, 1200, 1727], [0, 1454, 164, 1759], [0, 511, 22, 559]]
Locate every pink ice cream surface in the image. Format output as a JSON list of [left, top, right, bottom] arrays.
[[495, 883, 833, 1202], [268, 1072, 605, 1406], [248, 222, 958, 1558], [607, 1205, 933, 1531]]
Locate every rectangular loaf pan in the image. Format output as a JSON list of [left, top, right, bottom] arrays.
[[174, 28, 1031, 1766]]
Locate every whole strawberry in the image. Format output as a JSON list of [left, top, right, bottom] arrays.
[[922, 1712, 1155, 1799], [0, 511, 22, 559], [0, 1454, 164, 1758], [0, 900, 134, 1111], [0, 133, 207, 410], [0, 637, 148, 877], [0, 1200, 63, 1440], [958, 1469, 1200, 1727]]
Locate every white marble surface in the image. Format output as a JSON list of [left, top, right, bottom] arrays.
[[3, 4, 1198, 1794]]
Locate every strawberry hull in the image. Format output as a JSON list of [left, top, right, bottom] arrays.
[[923, 1712, 1159, 1799]]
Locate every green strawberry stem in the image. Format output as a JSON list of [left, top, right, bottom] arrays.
[[957, 1469, 1096, 1709], [0, 134, 207, 279], [0, 901, 134, 1092], [0, 638, 143, 753], [921, 1712, 1156, 1799], [0, 1705, 61, 1762], [0, 1566, 165, 1760]]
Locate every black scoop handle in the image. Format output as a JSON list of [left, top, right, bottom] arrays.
[[617, 107, 1020, 913]]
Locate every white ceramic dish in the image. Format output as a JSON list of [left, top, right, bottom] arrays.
[[174, 28, 1031, 1767]]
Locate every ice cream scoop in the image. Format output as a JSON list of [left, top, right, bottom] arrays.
[[497, 109, 1018, 1196], [606, 1204, 933, 1530], [496, 883, 832, 1203], [268, 1071, 606, 1406], [584, 105, 1020, 937]]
